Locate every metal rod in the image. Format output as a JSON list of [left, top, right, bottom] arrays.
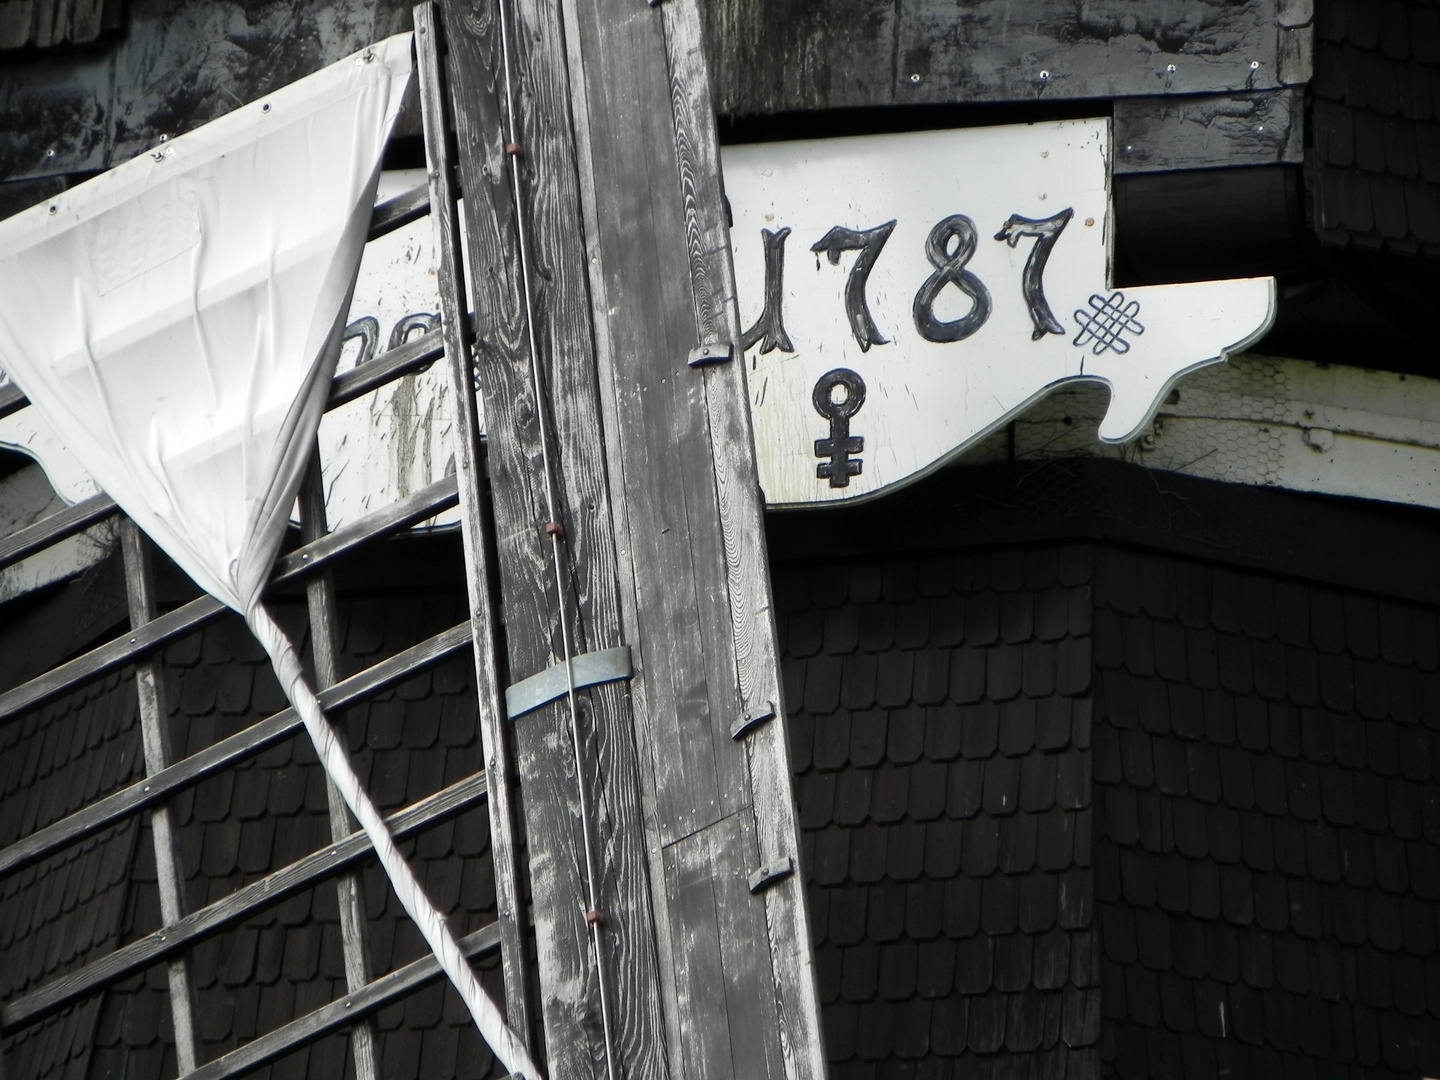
[[494, 0, 619, 1071]]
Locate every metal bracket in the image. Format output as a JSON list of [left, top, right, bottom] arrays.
[[748, 856, 795, 895], [687, 342, 734, 367], [505, 646, 633, 720], [729, 700, 776, 741]]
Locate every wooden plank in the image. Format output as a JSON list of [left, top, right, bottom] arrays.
[[1113, 90, 1303, 174], [1, 772, 489, 1033], [0, 622, 472, 877], [650, 4, 827, 1076], [367, 182, 431, 241], [414, 1, 535, 1051], [557, 0, 828, 1073], [0, 493, 117, 573], [186, 922, 502, 1080], [0, 477, 458, 721], [706, 0, 1283, 116], [438, 1, 670, 1076], [119, 521, 202, 1075], [297, 453, 380, 1080]]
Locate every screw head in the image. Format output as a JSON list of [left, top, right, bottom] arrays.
[[1250, 60, 1260, 69], [1166, 63, 1176, 73], [1038, 70, 1050, 81], [908, 73, 921, 84]]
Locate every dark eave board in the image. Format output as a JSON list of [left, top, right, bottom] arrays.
[[706, 0, 1309, 118], [0, 0, 414, 183]]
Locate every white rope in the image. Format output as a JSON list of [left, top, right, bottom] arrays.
[[245, 601, 542, 1080]]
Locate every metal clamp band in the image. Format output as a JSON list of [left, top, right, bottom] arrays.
[[505, 646, 633, 720]]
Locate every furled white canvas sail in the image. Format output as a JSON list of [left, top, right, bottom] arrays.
[[0, 35, 538, 1080]]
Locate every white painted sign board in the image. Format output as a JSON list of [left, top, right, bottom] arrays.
[[723, 120, 1277, 507]]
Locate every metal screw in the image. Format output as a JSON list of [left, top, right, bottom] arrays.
[[1084, 217, 1095, 227], [44, 148, 56, 158], [261, 103, 272, 113], [47, 204, 57, 215], [1166, 63, 1176, 73], [908, 73, 921, 84], [1038, 70, 1050, 81], [1250, 60, 1260, 69], [1256, 125, 1264, 132]]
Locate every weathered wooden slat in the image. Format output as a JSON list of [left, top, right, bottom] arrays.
[[0, 476, 458, 722], [653, 4, 827, 1077], [1113, 90, 1303, 174], [325, 326, 446, 408], [415, 1, 535, 1050], [706, 0, 1283, 116], [1, 771, 488, 1033], [0, 622, 472, 877], [185, 921, 503, 1080], [440, 0, 670, 1074], [368, 182, 431, 241], [557, 0, 828, 1073], [120, 522, 202, 1074], [298, 452, 380, 1080], [0, 492, 116, 573]]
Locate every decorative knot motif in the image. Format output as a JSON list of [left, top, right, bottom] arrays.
[[1073, 290, 1145, 355]]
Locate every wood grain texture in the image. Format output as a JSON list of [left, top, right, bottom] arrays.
[[706, 0, 1283, 116], [437, 1, 669, 1076], [298, 453, 379, 1080], [1113, 90, 1303, 174], [415, 1, 535, 1051], [656, 3, 827, 1077], [119, 520, 201, 1076], [558, 0, 825, 1073]]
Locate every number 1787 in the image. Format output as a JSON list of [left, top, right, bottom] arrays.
[[739, 208, 1074, 355]]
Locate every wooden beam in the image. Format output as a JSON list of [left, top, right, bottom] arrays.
[[439, 0, 670, 1074], [415, 1, 536, 1051], [557, 0, 827, 1073], [1113, 90, 1303, 174], [707, 0, 1286, 116]]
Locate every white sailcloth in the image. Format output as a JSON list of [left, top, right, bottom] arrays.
[[0, 34, 539, 1080]]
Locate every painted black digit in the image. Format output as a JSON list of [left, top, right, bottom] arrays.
[[812, 368, 866, 488], [811, 220, 896, 352], [912, 214, 992, 343], [740, 227, 795, 355], [994, 207, 1073, 340], [387, 311, 441, 351], [342, 315, 379, 365]]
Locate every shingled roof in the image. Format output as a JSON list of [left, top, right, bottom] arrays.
[[1311, 0, 1440, 256]]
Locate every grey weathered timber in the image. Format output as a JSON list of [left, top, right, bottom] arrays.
[[297, 454, 380, 1080], [1113, 90, 1303, 174], [0, 476, 458, 722], [414, 1, 535, 1051], [119, 520, 202, 1075], [0, 622, 472, 877], [186, 921, 502, 1080], [439, 0, 670, 1074], [707, 0, 1285, 116], [1, 772, 488, 1033], [0, 492, 115, 572], [0, 0, 415, 182], [556, 0, 827, 1072], [368, 182, 432, 241]]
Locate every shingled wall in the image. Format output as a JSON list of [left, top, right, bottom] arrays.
[[1, 577, 509, 1079], [1090, 545, 1440, 1079], [774, 543, 1101, 1079]]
